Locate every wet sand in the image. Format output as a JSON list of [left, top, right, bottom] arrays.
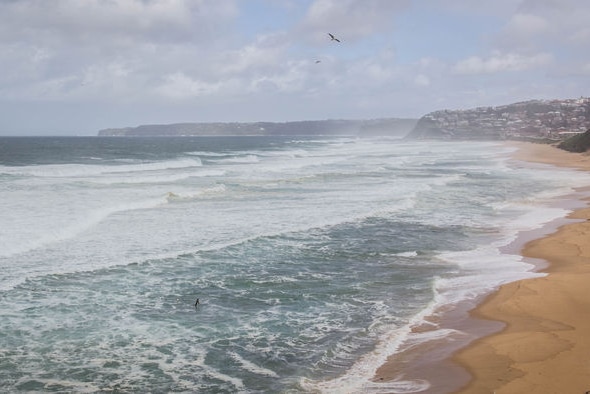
[[374, 142, 590, 393], [453, 142, 590, 393]]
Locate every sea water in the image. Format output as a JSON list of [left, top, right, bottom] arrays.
[[0, 136, 588, 393]]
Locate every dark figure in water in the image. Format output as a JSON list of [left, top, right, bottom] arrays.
[[195, 298, 200, 308]]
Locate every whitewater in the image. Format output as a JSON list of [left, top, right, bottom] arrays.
[[0, 136, 587, 393]]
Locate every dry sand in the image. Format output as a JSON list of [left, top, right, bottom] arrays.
[[373, 141, 590, 394], [453, 142, 590, 393]]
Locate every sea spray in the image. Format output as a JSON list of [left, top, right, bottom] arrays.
[[1, 136, 589, 393]]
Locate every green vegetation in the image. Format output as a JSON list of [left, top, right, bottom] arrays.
[[557, 129, 590, 152], [98, 118, 418, 137]]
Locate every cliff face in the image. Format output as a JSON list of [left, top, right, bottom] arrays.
[[98, 118, 418, 137], [406, 98, 590, 141]]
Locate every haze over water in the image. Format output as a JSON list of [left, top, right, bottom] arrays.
[[0, 136, 587, 393]]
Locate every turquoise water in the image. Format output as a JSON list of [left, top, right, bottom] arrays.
[[0, 136, 586, 393]]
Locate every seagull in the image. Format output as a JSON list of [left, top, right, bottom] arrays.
[[328, 33, 340, 42]]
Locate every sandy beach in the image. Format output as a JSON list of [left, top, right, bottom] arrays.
[[453, 142, 590, 393], [374, 141, 590, 393]]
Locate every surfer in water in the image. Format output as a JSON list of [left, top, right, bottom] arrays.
[[194, 298, 200, 308]]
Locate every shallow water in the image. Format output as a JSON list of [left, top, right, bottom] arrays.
[[0, 136, 587, 392]]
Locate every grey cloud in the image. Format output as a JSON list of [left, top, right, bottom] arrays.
[[449, 0, 590, 81], [301, 0, 410, 43], [0, 0, 241, 102], [0, 0, 238, 46], [1, 0, 589, 135], [496, 0, 590, 49], [426, 0, 521, 16]]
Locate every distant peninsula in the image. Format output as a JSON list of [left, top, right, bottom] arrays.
[[98, 118, 418, 138], [406, 97, 590, 141], [97, 97, 590, 144]]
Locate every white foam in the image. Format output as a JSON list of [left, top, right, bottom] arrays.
[[313, 186, 568, 392], [166, 185, 227, 201], [302, 377, 430, 394], [301, 322, 430, 393], [0, 195, 168, 258], [214, 155, 260, 164], [303, 242, 544, 393], [204, 368, 245, 391], [228, 352, 279, 378], [5, 137, 590, 393], [434, 248, 545, 304], [0, 158, 202, 178], [301, 142, 590, 393], [395, 251, 418, 258], [15, 378, 100, 393], [88, 173, 195, 185]]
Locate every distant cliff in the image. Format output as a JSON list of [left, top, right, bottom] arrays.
[[98, 118, 418, 137], [406, 98, 590, 141]]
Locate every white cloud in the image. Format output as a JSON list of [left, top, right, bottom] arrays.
[[0, 0, 589, 135], [0, 44, 51, 84], [414, 74, 430, 87], [249, 61, 308, 94], [155, 72, 224, 99], [453, 51, 552, 74], [352, 60, 396, 83], [218, 33, 287, 75], [495, 0, 590, 50], [302, 0, 409, 42], [0, 0, 238, 45], [505, 13, 549, 37], [0, 0, 241, 103], [569, 28, 590, 46], [428, 0, 521, 15]]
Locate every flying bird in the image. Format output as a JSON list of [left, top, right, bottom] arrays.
[[328, 33, 340, 43]]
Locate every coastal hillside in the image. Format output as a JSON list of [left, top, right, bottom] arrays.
[[97, 97, 590, 141], [558, 129, 590, 152], [406, 97, 590, 141], [98, 118, 417, 137]]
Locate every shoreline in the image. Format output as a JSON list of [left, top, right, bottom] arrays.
[[452, 142, 590, 393], [373, 142, 590, 393]]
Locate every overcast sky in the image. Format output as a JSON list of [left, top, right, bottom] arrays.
[[1, 0, 589, 135]]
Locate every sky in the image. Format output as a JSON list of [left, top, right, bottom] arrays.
[[1, 0, 589, 135]]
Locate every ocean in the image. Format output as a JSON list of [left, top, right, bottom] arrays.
[[0, 136, 587, 393]]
